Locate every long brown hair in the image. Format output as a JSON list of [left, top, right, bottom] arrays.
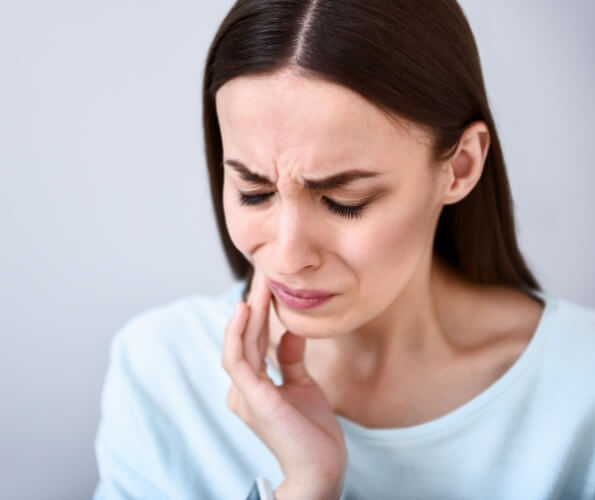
[[202, 0, 541, 298]]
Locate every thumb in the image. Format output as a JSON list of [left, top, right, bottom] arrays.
[[276, 331, 313, 386]]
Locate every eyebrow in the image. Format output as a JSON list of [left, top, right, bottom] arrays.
[[223, 159, 382, 190]]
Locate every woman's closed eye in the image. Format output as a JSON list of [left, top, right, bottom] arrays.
[[237, 191, 368, 219]]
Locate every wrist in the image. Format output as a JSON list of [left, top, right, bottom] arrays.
[[274, 477, 343, 500]]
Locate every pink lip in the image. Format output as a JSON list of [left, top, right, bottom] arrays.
[[268, 279, 335, 310]]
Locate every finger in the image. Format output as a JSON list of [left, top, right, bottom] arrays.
[[221, 301, 250, 373], [277, 331, 313, 386], [224, 301, 274, 401], [245, 270, 272, 373]]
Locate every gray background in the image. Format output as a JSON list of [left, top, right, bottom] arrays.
[[0, 1, 592, 499]]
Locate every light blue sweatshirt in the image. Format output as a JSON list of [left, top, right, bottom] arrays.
[[92, 281, 595, 499]]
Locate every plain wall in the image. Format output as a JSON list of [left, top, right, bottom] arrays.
[[0, 1, 592, 499]]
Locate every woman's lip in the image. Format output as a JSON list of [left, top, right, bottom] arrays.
[[267, 279, 334, 299], [268, 280, 334, 310]]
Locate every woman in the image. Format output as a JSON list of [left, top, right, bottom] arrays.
[[93, 1, 595, 499]]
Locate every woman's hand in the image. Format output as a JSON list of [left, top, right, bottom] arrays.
[[222, 268, 348, 500]]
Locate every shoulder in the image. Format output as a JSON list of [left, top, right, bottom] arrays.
[[533, 292, 595, 407], [472, 286, 594, 358], [541, 292, 595, 361], [98, 279, 246, 434], [94, 281, 268, 496], [112, 280, 245, 372], [473, 287, 595, 407], [552, 294, 595, 333]]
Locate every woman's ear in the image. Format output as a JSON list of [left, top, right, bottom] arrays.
[[441, 121, 491, 205]]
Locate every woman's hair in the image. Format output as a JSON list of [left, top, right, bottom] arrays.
[[202, 0, 541, 296]]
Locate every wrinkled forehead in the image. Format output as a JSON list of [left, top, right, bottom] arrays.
[[215, 71, 432, 179]]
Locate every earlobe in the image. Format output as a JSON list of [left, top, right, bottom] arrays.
[[442, 121, 490, 205]]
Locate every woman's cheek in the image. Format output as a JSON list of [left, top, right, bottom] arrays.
[[223, 199, 264, 263], [225, 206, 247, 251], [223, 188, 247, 248], [350, 210, 423, 285]]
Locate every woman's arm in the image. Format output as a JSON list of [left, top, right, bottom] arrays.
[[92, 329, 171, 499]]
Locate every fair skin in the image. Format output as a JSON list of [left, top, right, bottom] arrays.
[[219, 68, 544, 499]]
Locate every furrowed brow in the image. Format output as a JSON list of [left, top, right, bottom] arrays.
[[223, 159, 381, 190], [224, 159, 273, 185]]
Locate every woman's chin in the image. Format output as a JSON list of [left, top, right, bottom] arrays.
[[269, 295, 348, 338], [276, 308, 345, 339]]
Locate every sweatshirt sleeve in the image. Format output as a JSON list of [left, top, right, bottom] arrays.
[[92, 325, 171, 500], [245, 478, 275, 500]]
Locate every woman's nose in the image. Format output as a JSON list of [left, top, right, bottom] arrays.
[[271, 201, 322, 276]]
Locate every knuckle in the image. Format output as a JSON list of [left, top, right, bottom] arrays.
[[227, 388, 251, 424]]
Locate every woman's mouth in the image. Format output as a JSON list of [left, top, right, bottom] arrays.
[[267, 279, 335, 310]]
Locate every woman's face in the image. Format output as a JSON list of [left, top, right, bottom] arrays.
[[216, 70, 449, 338]]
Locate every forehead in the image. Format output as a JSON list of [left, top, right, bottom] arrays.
[[215, 70, 431, 175]]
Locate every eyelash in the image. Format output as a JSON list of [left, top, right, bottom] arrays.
[[237, 192, 367, 219]]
